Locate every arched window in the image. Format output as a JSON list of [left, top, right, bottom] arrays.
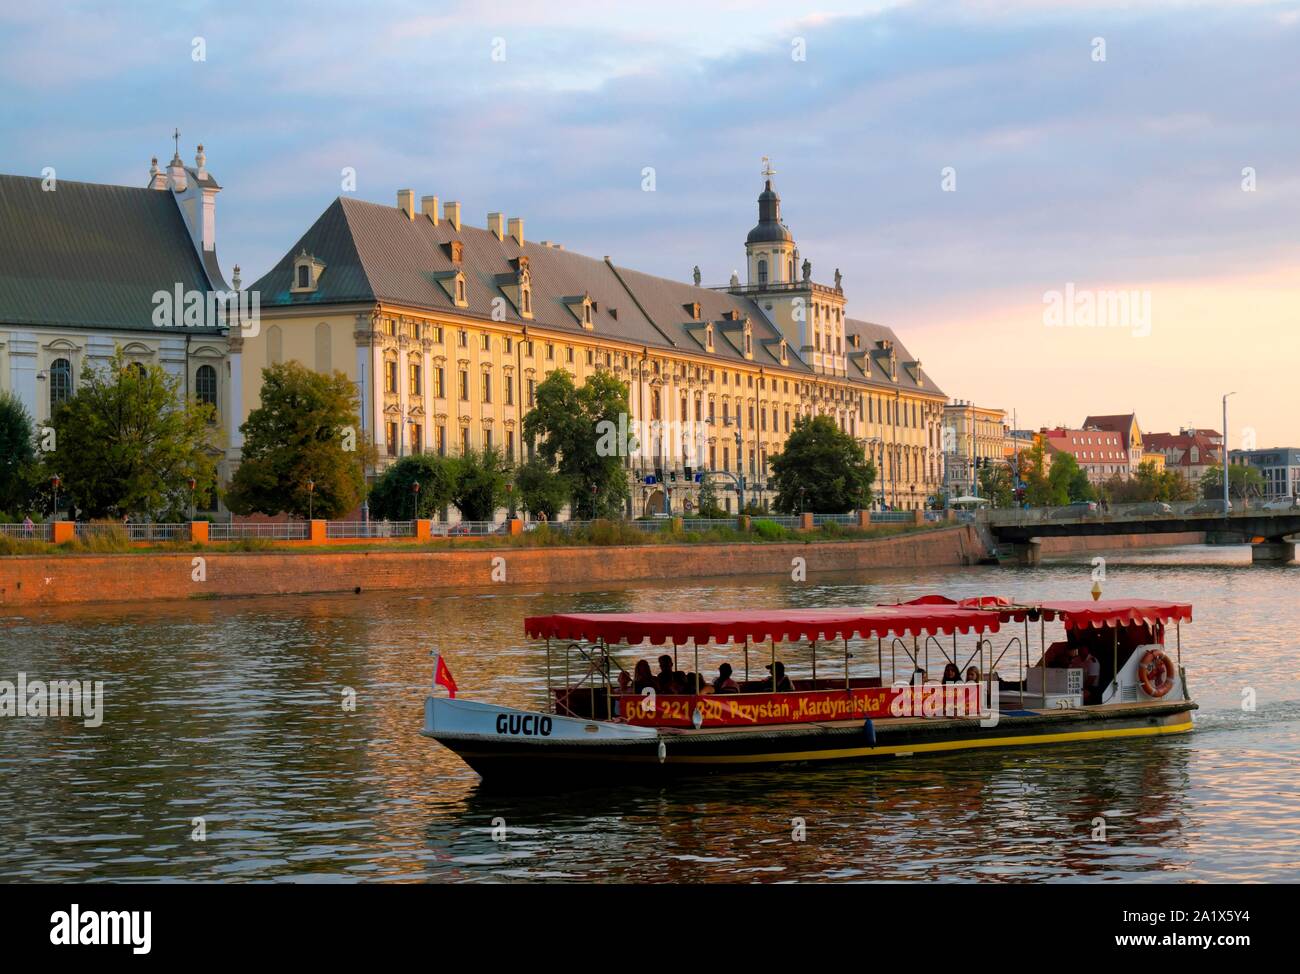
[[757, 259, 768, 285], [267, 325, 282, 365], [49, 358, 72, 409], [196, 365, 217, 410], [315, 322, 331, 372], [297, 265, 310, 288]]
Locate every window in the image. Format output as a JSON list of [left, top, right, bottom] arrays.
[[506, 432, 515, 461], [521, 287, 531, 315], [456, 278, 466, 304], [433, 325, 444, 343], [546, 343, 554, 361], [505, 377, 514, 406], [482, 372, 492, 403], [409, 362, 422, 396], [484, 428, 493, 451], [459, 369, 469, 400], [435, 367, 446, 398], [527, 378, 537, 407], [195, 364, 217, 411], [386, 422, 398, 457], [504, 337, 512, 354], [461, 428, 471, 455], [566, 346, 574, 364], [481, 334, 491, 352], [297, 265, 309, 288], [384, 360, 398, 394], [436, 426, 447, 456], [758, 259, 768, 284], [586, 349, 594, 366], [458, 330, 468, 348], [411, 423, 422, 450]]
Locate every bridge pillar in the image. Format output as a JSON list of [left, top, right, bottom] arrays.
[[1252, 539, 1297, 564], [1015, 539, 1043, 567]]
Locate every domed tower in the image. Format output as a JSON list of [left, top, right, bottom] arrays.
[[745, 161, 796, 287]]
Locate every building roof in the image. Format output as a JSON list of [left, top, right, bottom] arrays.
[[0, 173, 224, 332], [252, 195, 946, 399], [1041, 426, 1127, 465], [1082, 413, 1139, 449]]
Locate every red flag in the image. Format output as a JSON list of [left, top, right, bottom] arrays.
[[434, 655, 458, 699]]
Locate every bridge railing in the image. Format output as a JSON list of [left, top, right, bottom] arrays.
[[981, 498, 1277, 527]]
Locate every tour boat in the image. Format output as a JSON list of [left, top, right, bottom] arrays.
[[421, 596, 1195, 783]]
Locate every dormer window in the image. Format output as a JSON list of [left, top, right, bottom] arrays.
[[563, 293, 594, 329], [779, 340, 788, 366], [521, 286, 531, 315], [743, 322, 753, 359], [290, 250, 325, 294], [435, 270, 470, 307], [583, 302, 592, 327], [447, 241, 464, 265], [705, 324, 715, 352], [456, 277, 466, 304], [684, 302, 701, 320]]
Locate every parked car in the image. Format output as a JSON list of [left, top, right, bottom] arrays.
[[1261, 497, 1300, 512], [1132, 502, 1173, 515], [1187, 499, 1233, 514], [1048, 501, 1098, 519]]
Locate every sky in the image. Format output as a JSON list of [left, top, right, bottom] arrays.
[[1, 0, 1297, 446]]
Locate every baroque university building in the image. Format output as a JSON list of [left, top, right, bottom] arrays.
[[242, 174, 947, 514]]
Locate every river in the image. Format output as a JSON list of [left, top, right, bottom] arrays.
[[1, 544, 1296, 882]]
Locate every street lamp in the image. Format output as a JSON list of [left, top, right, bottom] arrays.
[[306, 477, 315, 520], [505, 481, 515, 520], [410, 479, 421, 520], [733, 430, 744, 511], [1222, 392, 1236, 514], [188, 476, 197, 522], [50, 473, 61, 522]]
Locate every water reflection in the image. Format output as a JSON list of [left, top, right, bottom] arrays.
[[1, 545, 1296, 882]]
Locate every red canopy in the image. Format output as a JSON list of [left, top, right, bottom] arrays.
[[993, 599, 1193, 630], [525, 605, 1001, 646], [897, 595, 1193, 630]]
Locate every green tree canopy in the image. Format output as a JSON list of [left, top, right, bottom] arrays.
[[0, 391, 36, 515], [1046, 451, 1095, 504], [1200, 463, 1265, 501], [514, 455, 569, 520], [694, 476, 726, 517], [368, 453, 457, 520], [976, 463, 1015, 508], [226, 361, 370, 519], [768, 414, 875, 514], [43, 350, 219, 519], [452, 447, 508, 522], [522, 368, 630, 519]]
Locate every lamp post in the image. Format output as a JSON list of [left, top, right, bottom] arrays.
[[306, 477, 315, 521], [505, 481, 515, 520], [410, 479, 420, 520], [1222, 392, 1235, 514], [51, 473, 61, 522], [188, 476, 197, 522], [733, 430, 744, 511]]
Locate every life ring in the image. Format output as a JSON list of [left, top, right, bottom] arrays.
[[1138, 649, 1176, 698]]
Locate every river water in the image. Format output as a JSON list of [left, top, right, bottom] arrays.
[[1, 544, 1296, 883]]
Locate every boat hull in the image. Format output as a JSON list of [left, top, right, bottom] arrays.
[[423, 697, 1196, 785]]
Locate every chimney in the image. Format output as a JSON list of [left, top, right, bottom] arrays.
[[421, 195, 439, 225], [444, 201, 461, 231], [487, 212, 504, 240], [396, 189, 415, 219], [507, 217, 524, 245]]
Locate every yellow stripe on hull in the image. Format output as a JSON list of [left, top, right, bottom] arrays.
[[665, 719, 1195, 765]]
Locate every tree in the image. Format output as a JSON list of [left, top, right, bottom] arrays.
[[768, 414, 875, 514], [1200, 463, 1265, 502], [1047, 452, 1094, 504], [451, 447, 508, 522], [368, 454, 457, 520], [695, 476, 726, 517], [976, 463, 1014, 508], [1020, 444, 1055, 507], [226, 362, 370, 519], [42, 350, 219, 519], [522, 369, 630, 519], [0, 391, 36, 515], [514, 455, 569, 520]]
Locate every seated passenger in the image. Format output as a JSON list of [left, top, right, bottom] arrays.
[[633, 659, 657, 693], [713, 663, 740, 694], [656, 655, 676, 691], [1081, 649, 1101, 704], [668, 670, 689, 695], [965, 666, 981, 683], [941, 663, 961, 684], [617, 670, 632, 693], [765, 661, 794, 693]]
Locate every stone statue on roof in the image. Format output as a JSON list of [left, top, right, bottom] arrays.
[[801, 258, 811, 282], [730, 270, 740, 287], [693, 265, 701, 286], [834, 267, 842, 290]]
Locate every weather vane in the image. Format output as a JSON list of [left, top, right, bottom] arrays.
[[173, 127, 180, 157], [761, 155, 776, 178]]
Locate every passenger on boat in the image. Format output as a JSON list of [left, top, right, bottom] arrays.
[[1082, 649, 1101, 703], [941, 663, 961, 684], [656, 655, 676, 691], [617, 669, 632, 693], [965, 666, 981, 683], [766, 661, 794, 693], [713, 663, 740, 694], [633, 659, 657, 693]]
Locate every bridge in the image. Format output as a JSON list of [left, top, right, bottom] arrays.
[[981, 502, 1300, 565]]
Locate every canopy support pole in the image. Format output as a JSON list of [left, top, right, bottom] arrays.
[[1176, 621, 1181, 667], [771, 639, 777, 692], [812, 639, 817, 686], [563, 639, 571, 716], [1022, 619, 1028, 710], [1040, 617, 1046, 708], [693, 638, 700, 695], [744, 636, 750, 683], [877, 637, 883, 687], [546, 637, 554, 714], [844, 637, 850, 692]]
